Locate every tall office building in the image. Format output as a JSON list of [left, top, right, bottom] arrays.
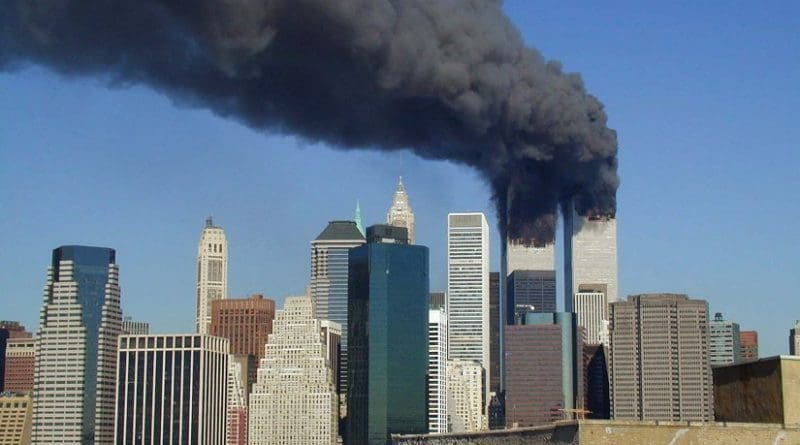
[[4, 337, 35, 393], [347, 225, 429, 444], [504, 240, 556, 276], [386, 177, 416, 244], [428, 308, 448, 434], [709, 312, 741, 366], [504, 313, 584, 427], [790, 321, 800, 355], [488, 272, 500, 394], [32, 246, 122, 445], [446, 360, 485, 433], [573, 285, 609, 345], [447, 213, 490, 405], [310, 220, 365, 398], [584, 344, 610, 419], [506, 270, 556, 323], [249, 297, 338, 445], [114, 334, 229, 445], [609, 294, 713, 421], [0, 322, 31, 393], [0, 393, 32, 445], [740, 330, 759, 362], [197, 217, 228, 334], [120, 317, 149, 335]]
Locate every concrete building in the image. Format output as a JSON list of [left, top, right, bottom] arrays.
[[227, 355, 249, 445], [447, 213, 490, 409], [249, 296, 338, 445], [347, 225, 429, 444], [0, 322, 31, 393], [32, 246, 122, 445], [504, 313, 584, 427], [0, 393, 32, 445], [790, 321, 800, 355], [506, 270, 556, 324], [197, 217, 228, 334], [114, 334, 229, 445], [310, 220, 365, 398], [429, 308, 448, 434], [447, 360, 485, 433], [4, 338, 35, 394], [709, 312, 741, 366], [488, 272, 500, 395], [572, 287, 608, 345], [609, 294, 713, 422], [740, 330, 759, 362], [386, 177, 416, 244], [120, 317, 149, 335]]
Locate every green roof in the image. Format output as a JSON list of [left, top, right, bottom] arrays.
[[315, 220, 365, 241]]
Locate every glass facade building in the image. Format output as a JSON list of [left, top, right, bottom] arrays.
[[347, 230, 429, 445]]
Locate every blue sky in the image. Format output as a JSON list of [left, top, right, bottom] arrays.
[[1, 1, 798, 355]]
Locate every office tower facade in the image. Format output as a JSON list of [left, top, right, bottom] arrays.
[[609, 294, 713, 421], [504, 313, 584, 427], [249, 297, 338, 445], [310, 220, 365, 397], [488, 272, 500, 394], [584, 344, 611, 419], [740, 330, 759, 362], [386, 177, 416, 244], [447, 213, 490, 400], [33, 246, 122, 445], [573, 286, 609, 345], [709, 312, 741, 366], [446, 360, 485, 432], [428, 308, 448, 434], [429, 292, 446, 311], [120, 317, 149, 335], [347, 226, 429, 444], [506, 270, 556, 323], [4, 337, 35, 393], [227, 355, 249, 445], [320, 320, 342, 417], [114, 334, 229, 445], [0, 394, 32, 445], [197, 217, 228, 334], [790, 321, 800, 355], [0, 322, 31, 393]]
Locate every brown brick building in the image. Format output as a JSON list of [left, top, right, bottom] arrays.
[[739, 330, 759, 362], [4, 338, 35, 394], [0, 321, 32, 393]]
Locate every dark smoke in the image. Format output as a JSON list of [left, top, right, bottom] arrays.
[[1, 0, 618, 244]]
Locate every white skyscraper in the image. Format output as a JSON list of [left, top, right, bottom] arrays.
[[573, 287, 609, 345], [248, 297, 338, 445], [446, 212, 490, 420], [197, 217, 228, 334], [386, 177, 416, 244], [447, 360, 486, 432], [709, 312, 741, 366], [32, 246, 122, 445], [428, 308, 448, 434]]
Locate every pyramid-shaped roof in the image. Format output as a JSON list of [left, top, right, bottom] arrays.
[[315, 220, 365, 241]]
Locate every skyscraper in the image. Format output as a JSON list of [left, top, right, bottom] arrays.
[[446, 360, 485, 433], [428, 308, 448, 434], [4, 337, 35, 394], [196, 217, 228, 334], [121, 317, 149, 335], [227, 355, 249, 445], [572, 285, 609, 345], [446, 213, 490, 405], [740, 330, 759, 362], [32, 246, 122, 445], [386, 177, 416, 244], [347, 225, 429, 444], [114, 334, 229, 445], [584, 344, 610, 420], [609, 294, 713, 422], [249, 297, 338, 445], [790, 321, 800, 355], [310, 220, 365, 398], [0, 321, 31, 393], [488, 272, 500, 394], [709, 312, 741, 366], [505, 270, 556, 323]]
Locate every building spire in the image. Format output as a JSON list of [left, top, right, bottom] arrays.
[[355, 200, 365, 236], [397, 176, 405, 192], [206, 216, 214, 228]]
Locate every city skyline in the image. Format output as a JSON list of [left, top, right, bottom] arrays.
[[2, 1, 798, 360]]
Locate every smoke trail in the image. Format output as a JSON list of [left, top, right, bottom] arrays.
[[1, 0, 618, 244]]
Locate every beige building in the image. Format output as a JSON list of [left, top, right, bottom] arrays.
[[386, 177, 416, 244], [447, 360, 485, 432], [609, 294, 713, 421], [197, 217, 228, 334], [248, 297, 338, 445], [0, 394, 32, 445], [790, 321, 800, 355]]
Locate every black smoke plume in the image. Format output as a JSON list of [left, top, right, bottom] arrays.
[[1, 0, 618, 244]]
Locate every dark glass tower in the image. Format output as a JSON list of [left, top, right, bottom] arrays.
[[506, 270, 556, 324], [346, 225, 429, 445]]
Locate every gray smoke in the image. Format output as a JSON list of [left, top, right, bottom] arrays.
[[1, 0, 618, 244]]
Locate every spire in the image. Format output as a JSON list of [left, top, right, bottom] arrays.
[[205, 216, 213, 228], [355, 200, 365, 236], [397, 176, 405, 192]]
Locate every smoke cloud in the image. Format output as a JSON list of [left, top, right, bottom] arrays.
[[1, 0, 618, 244]]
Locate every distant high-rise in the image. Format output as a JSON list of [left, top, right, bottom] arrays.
[[121, 317, 149, 335], [504, 313, 584, 427], [227, 355, 249, 445], [488, 272, 500, 394], [446, 360, 485, 433], [504, 239, 555, 276], [609, 294, 713, 421], [386, 177, 416, 244], [32, 246, 122, 445], [572, 285, 609, 345], [428, 308, 448, 434], [447, 213, 490, 407], [584, 344, 611, 420], [114, 334, 229, 445], [740, 330, 759, 362], [197, 217, 228, 334], [709, 312, 741, 366], [0, 393, 32, 445], [249, 297, 338, 445], [0, 321, 31, 393], [347, 225, 429, 444], [506, 270, 556, 324], [429, 292, 446, 311], [310, 220, 365, 398], [4, 337, 35, 394]]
